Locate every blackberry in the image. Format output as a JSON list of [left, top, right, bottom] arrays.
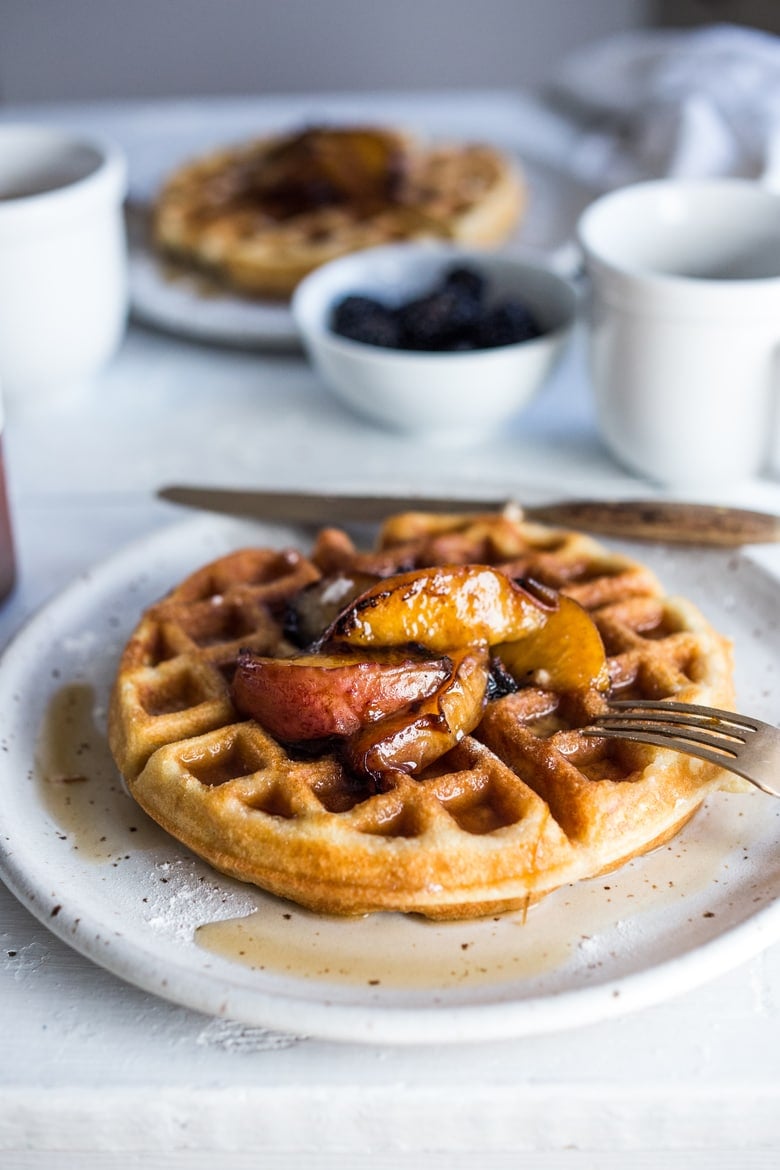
[[398, 286, 481, 350], [443, 265, 487, 304], [331, 295, 401, 348], [476, 298, 541, 348], [486, 655, 520, 701], [442, 336, 478, 351], [330, 272, 545, 352]]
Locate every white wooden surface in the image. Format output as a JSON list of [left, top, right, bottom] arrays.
[[1, 94, 779, 1168]]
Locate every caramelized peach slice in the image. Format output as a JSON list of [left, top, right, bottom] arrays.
[[313, 128, 406, 203], [344, 647, 489, 784], [496, 593, 609, 693], [257, 127, 405, 211], [232, 648, 451, 742], [286, 570, 379, 648], [328, 565, 550, 652]]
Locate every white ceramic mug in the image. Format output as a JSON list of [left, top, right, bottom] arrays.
[[577, 179, 780, 486], [0, 124, 128, 398]]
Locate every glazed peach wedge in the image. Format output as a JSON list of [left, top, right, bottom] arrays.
[[232, 646, 453, 742], [232, 563, 610, 787]]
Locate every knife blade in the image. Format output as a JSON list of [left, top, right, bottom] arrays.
[[156, 485, 780, 546]]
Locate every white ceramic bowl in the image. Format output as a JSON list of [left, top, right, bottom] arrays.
[[291, 243, 576, 442], [0, 124, 128, 398]]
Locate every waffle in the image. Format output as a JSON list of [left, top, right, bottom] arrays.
[[152, 126, 525, 298], [108, 509, 739, 920]]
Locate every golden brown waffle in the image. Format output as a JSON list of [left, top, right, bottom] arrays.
[[152, 126, 525, 298], [109, 510, 739, 920]]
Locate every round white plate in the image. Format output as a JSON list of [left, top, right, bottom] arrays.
[[129, 245, 300, 350], [126, 204, 300, 350], [1, 514, 779, 1044], [127, 158, 593, 350]]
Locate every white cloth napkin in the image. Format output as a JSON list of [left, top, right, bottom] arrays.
[[549, 23, 780, 190]]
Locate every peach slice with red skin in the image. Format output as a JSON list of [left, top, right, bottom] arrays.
[[232, 648, 452, 742], [344, 646, 489, 785]]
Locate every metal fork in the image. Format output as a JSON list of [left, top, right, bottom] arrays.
[[583, 699, 780, 798]]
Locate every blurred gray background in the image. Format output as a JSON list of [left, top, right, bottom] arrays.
[[1, 0, 777, 105]]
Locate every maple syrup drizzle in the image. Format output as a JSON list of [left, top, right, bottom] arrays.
[[196, 905, 572, 990], [36, 683, 158, 860]]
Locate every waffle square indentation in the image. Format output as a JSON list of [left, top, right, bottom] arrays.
[[181, 730, 269, 788], [139, 663, 215, 716]]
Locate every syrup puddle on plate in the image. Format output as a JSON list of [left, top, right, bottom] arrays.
[[195, 904, 574, 990], [194, 794, 759, 991], [34, 685, 772, 993], [35, 683, 160, 861]]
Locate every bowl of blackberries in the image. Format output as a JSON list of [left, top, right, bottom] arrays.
[[291, 243, 577, 441]]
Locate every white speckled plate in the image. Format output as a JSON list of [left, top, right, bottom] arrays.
[[0, 514, 779, 1044]]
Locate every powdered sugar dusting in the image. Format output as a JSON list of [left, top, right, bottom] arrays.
[[141, 857, 258, 942]]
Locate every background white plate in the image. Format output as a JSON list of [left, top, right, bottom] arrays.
[[128, 212, 300, 350], [128, 156, 592, 350], [0, 513, 779, 1045]]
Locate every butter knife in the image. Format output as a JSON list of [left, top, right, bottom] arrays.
[[156, 485, 780, 546]]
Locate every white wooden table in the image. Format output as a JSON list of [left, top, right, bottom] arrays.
[[1, 94, 779, 1169]]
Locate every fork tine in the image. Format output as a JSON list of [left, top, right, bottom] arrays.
[[607, 699, 761, 733], [584, 700, 780, 799], [597, 709, 749, 744], [588, 719, 742, 757], [580, 725, 776, 790], [584, 720, 743, 767]]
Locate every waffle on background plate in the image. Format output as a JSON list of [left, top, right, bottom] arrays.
[[108, 509, 742, 920], [151, 125, 525, 298]]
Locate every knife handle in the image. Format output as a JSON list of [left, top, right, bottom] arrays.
[[526, 499, 780, 546]]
